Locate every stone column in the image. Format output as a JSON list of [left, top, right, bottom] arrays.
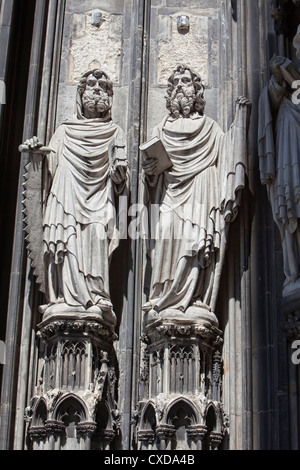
[[103, 430, 116, 451], [76, 422, 97, 451], [137, 430, 155, 450], [0, 0, 49, 450], [156, 425, 176, 451], [27, 427, 47, 450], [256, 0, 300, 450], [209, 431, 223, 450], [45, 420, 65, 450], [187, 425, 207, 450], [271, 0, 289, 55]]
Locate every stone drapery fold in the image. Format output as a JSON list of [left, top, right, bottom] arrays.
[[43, 117, 126, 307], [258, 78, 300, 234], [145, 106, 247, 313]]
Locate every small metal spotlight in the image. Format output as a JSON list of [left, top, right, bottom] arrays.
[[91, 11, 102, 27], [177, 15, 190, 33]]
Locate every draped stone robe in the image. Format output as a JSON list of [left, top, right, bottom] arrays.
[[43, 117, 126, 310], [144, 105, 247, 316], [258, 75, 300, 294]]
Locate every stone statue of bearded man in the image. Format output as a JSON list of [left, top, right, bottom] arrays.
[[142, 64, 251, 327], [258, 25, 300, 297], [22, 69, 128, 330]]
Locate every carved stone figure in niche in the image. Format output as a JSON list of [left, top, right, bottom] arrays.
[[258, 26, 300, 297], [142, 64, 250, 325], [21, 69, 128, 327]]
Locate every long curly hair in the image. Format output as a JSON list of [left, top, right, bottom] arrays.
[[165, 64, 206, 116], [77, 69, 114, 96], [76, 69, 113, 120]]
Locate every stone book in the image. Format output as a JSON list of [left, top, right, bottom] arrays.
[[140, 136, 173, 175], [108, 140, 127, 169], [280, 59, 300, 86]]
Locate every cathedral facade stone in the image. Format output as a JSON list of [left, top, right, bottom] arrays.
[[0, 0, 299, 451]]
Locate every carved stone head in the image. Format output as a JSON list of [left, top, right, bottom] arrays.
[[165, 64, 206, 118], [77, 69, 114, 119]]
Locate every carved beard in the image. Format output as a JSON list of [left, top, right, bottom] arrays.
[[82, 89, 111, 115], [170, 86, 196, 118]]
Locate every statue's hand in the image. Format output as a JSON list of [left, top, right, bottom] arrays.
[[19, 137, 53, 156], [236, 96, 251, 107], [110, 163, 127, 185], [23, 136, 44, 151], [270, 54, 286, 84], [235, 96, 252, 131], [142, 158, 157, 176]]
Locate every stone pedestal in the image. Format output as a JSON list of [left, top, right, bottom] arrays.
[[283, 293, 300, 449], [25, 311, 120, 450], [134, 314, 227, 450]]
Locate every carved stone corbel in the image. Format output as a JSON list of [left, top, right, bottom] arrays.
[[45, 420, 65, 436], [102, 429, 116, 448], [28, 426, 47, 442], [137, 430, 155, 449], [208, 431, 223, 450], [76, 421, 97, 438], [156, 424, 176, 450]]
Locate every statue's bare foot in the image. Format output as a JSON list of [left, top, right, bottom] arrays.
[[39, 304, 51, 314], [147, 309, 160, 322], [102, 309, 117, 326], [142, 302, 152, 312], [191, 300, 211, 311], [43, 303, 87, 315], [39, 298, 67, 314], [283, 277, 300, 297], [142, 300, 160, 312], [86, 305, 102, 314], [97, 298, 113, 311]]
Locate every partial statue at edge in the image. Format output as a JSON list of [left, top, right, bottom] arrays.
[[20, 69, 129, 330], [258, 26, 300, 297], [141, 64, 251, 327]]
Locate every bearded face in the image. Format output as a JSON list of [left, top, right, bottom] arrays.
[[168, 69, 196, 118], [81, 73, 112, 116], [82, 89, 110, 114]]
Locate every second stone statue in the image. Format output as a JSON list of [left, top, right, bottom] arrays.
[[142, 64, 251, 328]]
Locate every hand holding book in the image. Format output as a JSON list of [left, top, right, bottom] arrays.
[[142, 157, 158, 175], [279, 58, 300, 86], [269, 54, 286, 85], [269, 54, 300, 87], [140, 136, 172, 176]]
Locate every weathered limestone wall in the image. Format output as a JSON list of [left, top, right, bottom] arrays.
[[56, 1, 223, 134], [56, 1, 128, 130], [146, 2, 222, 135]]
